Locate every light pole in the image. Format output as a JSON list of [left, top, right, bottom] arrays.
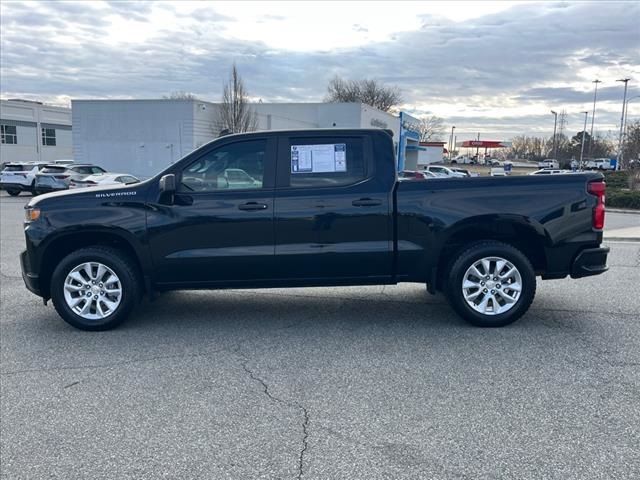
[[616, 78, 631, 167], [449, 126, 455, 161], [579, 111, 588, 168], [588, 79, 601, 156], [551, 110, 558, 159]]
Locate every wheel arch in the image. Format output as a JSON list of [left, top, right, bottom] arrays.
[[38, 227, 149, 299], [433, 215, 548, 291]]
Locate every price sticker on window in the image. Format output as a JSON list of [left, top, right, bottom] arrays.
[[291, 144, 347, 173]]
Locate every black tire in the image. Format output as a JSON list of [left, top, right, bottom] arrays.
[[445, 241, 536, 327], [6, 189, 20, 196], [50, 246, 140, 331]]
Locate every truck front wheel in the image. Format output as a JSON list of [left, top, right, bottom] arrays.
[[50, 246, 140, 331], [445, 241, 536, 327]]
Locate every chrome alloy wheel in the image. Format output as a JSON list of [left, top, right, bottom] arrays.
[[462, 256, 522, 316], [63, 262, 122, 320]]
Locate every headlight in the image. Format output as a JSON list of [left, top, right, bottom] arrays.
[[24, 207, 41, 223]]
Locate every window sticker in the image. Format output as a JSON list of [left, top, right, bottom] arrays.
[[291, 144, 347, 173]]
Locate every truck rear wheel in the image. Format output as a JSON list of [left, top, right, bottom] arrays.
[[50, 246, 140, 331], [445, 241, 536, 327]]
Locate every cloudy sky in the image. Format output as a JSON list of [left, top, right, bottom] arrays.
[[1, 0, 639, 140]]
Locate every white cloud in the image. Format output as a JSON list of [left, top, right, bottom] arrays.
[[0, 0, 638, 140]]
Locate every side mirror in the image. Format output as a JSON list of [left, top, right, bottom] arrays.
[[159, 174, 176, 193]]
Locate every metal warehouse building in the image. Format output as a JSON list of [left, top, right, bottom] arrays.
[[0, 99, 72, 164], [71, 100, 430, 178]]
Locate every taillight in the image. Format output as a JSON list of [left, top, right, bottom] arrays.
[[587, 180, 605, 230]]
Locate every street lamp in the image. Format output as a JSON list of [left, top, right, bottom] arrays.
[[616, 78, 631, 167], [579, 111, 588, 168], [551, 110, 558, 159], [588, 79, 601, 156]]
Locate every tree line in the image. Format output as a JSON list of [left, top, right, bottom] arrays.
[[508, 132, 615, 163]]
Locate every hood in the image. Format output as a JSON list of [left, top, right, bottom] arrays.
[[27, 179, 151, 208]]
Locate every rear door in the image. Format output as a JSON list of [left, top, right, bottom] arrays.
[[273, 132, 393, 282]]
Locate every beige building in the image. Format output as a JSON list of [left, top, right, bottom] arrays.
[[0, 99, 72, 164]]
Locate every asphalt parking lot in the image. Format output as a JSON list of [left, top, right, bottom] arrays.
[[1, 192, 639, 480]]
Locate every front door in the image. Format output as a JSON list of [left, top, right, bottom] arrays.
[[273, 133, 393, 282], [147, 137, 277, 285]]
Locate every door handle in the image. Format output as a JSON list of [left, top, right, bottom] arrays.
[[352, 198, 382, 207], [238, 202, 269, 211]]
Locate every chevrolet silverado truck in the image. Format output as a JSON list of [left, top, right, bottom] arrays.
[[20, 129, 609, 330]]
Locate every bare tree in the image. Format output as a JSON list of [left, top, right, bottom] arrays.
[[325, 76, 402, 112], [417, 115, 444, 141], [217, 64, 258, 134], [163, 91, 196, 100], [622, 120, 640, 169]]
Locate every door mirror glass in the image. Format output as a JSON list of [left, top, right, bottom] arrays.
[[159, 174, 176, 193]]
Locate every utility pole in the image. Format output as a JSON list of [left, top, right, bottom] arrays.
[[616, 78, 630, 168], [579, 111, 588, 168], [551, 110, 558, 159], [588, 79, 601, 156]]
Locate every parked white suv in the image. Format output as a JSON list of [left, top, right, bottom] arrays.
[[0, 162, 48, 196]]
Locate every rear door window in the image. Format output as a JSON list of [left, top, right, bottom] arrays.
[[284, 136, 367, 188]]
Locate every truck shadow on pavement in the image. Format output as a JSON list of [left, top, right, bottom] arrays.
[[119, 287, 545, 335]]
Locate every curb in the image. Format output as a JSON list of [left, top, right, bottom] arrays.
[[607, 208, 640, 215], [603, 237, 640, 242]]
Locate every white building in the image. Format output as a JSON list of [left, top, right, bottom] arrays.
[[0, 99, 72, 164], [71, 99, 404, 178]]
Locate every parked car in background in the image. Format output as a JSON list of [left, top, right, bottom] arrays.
[[451, 156, 475, 164], [538, 159, 560, 169], [450, 168, 472, 177], [53, 159, 75, 165], [69, 173, 140, 189], [529, 169, 571, 175], [593, 158, 614, 170], [424, 165, 467, 178], [34, 164, 106, 194], [0, 162, 47, 196], [398, 170, 440, 180]]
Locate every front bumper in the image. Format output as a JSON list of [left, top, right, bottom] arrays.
[[570, 246, 609, 278], [20, 250, 42, 297]]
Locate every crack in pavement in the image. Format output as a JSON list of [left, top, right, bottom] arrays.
[[239, 358, 310, 480]]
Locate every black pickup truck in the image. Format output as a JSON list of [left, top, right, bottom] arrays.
[[21, 129, 609, 330]]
